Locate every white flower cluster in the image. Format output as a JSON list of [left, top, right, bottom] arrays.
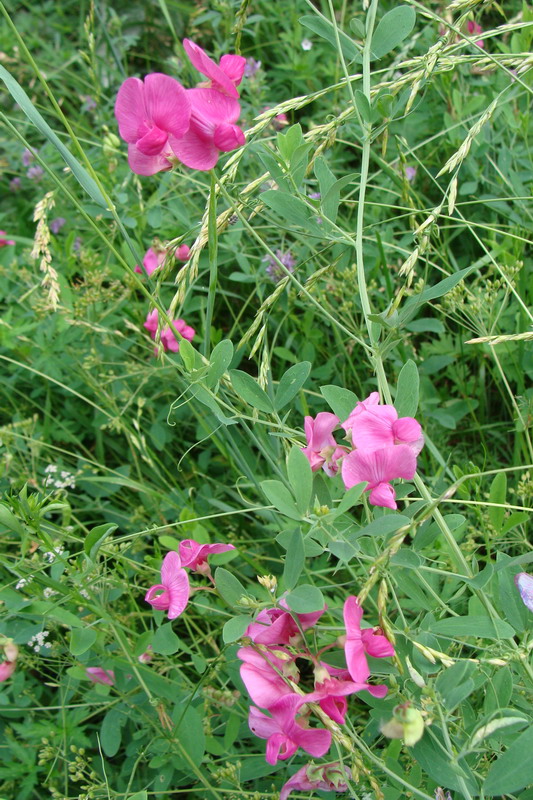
[[16, 576, 33, 590], [44, 464, 76, 489], [43, 546, 64, 563], [43, 587, 58, 599], [28, 630, 51, 652]]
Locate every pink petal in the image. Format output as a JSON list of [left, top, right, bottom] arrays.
[[344, 638, 370, 683], [301, 446, 325, 472], [86, 667, 115, 686], [143, 73, 191, 138], [176, 244, 190, 261], [179, 540, 203, 568], [213, 123, 245, 151], [142, 248, 165, 276], [280, 767, 315, 800], [361, 627, 395, 658], [240, 661, 292, 708], [167, 570, 190, 619], [266, 733, 298, 764], [144, 584, 170, 611], [293, 726, 332, 758], [365, 683, 389, 698], [219, 54, 246, 86], [115, 77, 146, 143], [0, 660, 16, 682], [183, 39, 240, 98], [248, 705, 280, 739], [188, 87, 241, 127], [392, 417, 422, 444], [308, 412, 339, 450], [136, 125, 169, 156], [351, 404, 397, 450], [342, 445, 416, 491], [127, 144, 174, 176], [319, 695, 347, 724], [160, 551, 183, 584], [169, 128, 219, 171], [368, 482, 397, 509], [343, 595, 364, 635], [144, 309, 159, 333]]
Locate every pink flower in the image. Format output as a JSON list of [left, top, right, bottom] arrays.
[[114, 73, 191, 176], [144, 551, 190, 620], [344, 400, 424, 456], [0, 231, 15, 247], [280, 762, 352, 800], [176, 244, 191, 261], [135, 247, 167, 276], [144, 309, 195, 353], [467, 20, 484, 48], [341, 444, 417, 509], [179, 539, 235, 575], [0, 660, 16, 682], [307, 671, 387, 724], [245, 604, 326, 646], [340, 391, 380, 436], [342, 596, 395, 684], [248, 694, 331, 765], [238, 646, 299, 708], [170, 88, 245, 171], [183, 39, 245, 99], [301, 412, 348, 477], [515, 573, 533, 613], [138, 646, 153, 664], [86, 667, 115, 686]]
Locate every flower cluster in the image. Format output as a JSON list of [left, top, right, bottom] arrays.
[[302, 392, 424, 509], [43, 464, 77, 490], [144, 539, 236, 620], [28, 630, 52, 653], [114, 39, 246, 175], [135, 243, 190, 277], [238, 595, 394, 770], [144, 309, 195, 354], [263, 249, 297, 283]]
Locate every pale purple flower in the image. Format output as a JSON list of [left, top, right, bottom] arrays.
[[73, 237, 82, 252], [82, 95, 97, 112], [515, 573, 533, 612], [10, 177, 21, 191], [308, 191, 321, 200], [301, 39, 313, 51], [244, 58, 262, 78], [264, 249, 296, 283], [27, 165, 44, 182], [405, 166, 417, 182], [50, 217, 66, 234], [22, 148, 35, 167]]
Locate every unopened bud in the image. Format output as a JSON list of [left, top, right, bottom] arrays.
[[257, 574, 277, 593], [381, 702, 425, 746], [3, 641, 18, 662], [406, 656, 426, 688]]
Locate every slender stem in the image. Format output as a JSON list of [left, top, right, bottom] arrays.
[[203, 170, 218, 356]]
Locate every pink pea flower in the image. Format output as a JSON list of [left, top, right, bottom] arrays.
[[0, 660, 16, 682], [238, 645, 299, 708], [307, 667, 388, 724], [467, 20, 484, 48], [0, 231, 15, 247], [345, 400, 424, 456], [340, 391, 380, 437], [170, 87, 245, 171], [176, 244, 191, 261], [144, 551, 190, 620], [248, 694, 331, 765], [183, 38, 245, 99], [138, 646, 153, 664], [86, 667, 115, 686], [341, 444, 417, 509], [179, 539, 235, 575], [280, 762, 352, 800], [144, 309, 195, 353], [515, 573, 533, 612], [301, 412, 348, 477], [135, 247, 167, 276], [342, 596, 395, 684], [245, 603, 326, 646], [114, 73, 191, 176]]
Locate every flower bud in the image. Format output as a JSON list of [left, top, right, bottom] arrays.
[[381, 702, 425, 746]]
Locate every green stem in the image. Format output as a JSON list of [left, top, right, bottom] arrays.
[[203, 170, 218, 356]]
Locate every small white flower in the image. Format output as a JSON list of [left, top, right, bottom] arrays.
[[43, 587, 58, 599], [44, 464, 58, 474], [301, 38, 313, 51], [16, 576, 32, 590], [43, 546, 64, 564]]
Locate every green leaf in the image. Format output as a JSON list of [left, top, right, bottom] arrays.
[[395, 360, 419, 417], [429, 615, 515, 640], [488, 472, 507, 531], [371, 6, 416, 60], [277, 124, 304, 162], [152, 623, 181, 655], [84, 523, 118, 561], [320, 173, 358, 223], [354, 514, 410, 539], [0, 65, 107, 207], [314, 157, 336, 199], [222, 614, 253, 644], [229, 369, 274, 413], [190, 384, 237, 426], [332, 483, 366, 517], [299, 14, 361, 62], [287, 446, 312, 514], [214, 567, 247, 607], [262, 190, 320, 233], [483, 727, 533, 796], [411, 728, 478, 795], [320, 385, 358, 420], [354, 89, 373, 123], [100, 709, 125, 757], [69, 628, 97, 656], [174, 706, 205, 767], [400, 266, 477, 323], [285, 584, 324, 613], [261, 480, 301, 520], [405, 317, 445, 334], [0, 504, 25, 536], [283, 529, 305, 590], [207, 339, 233, 387], [24, 601, 84, 628], [128, 793, 148, 800], [275, 361, 311, 410], [179, 338, 196, 371]]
